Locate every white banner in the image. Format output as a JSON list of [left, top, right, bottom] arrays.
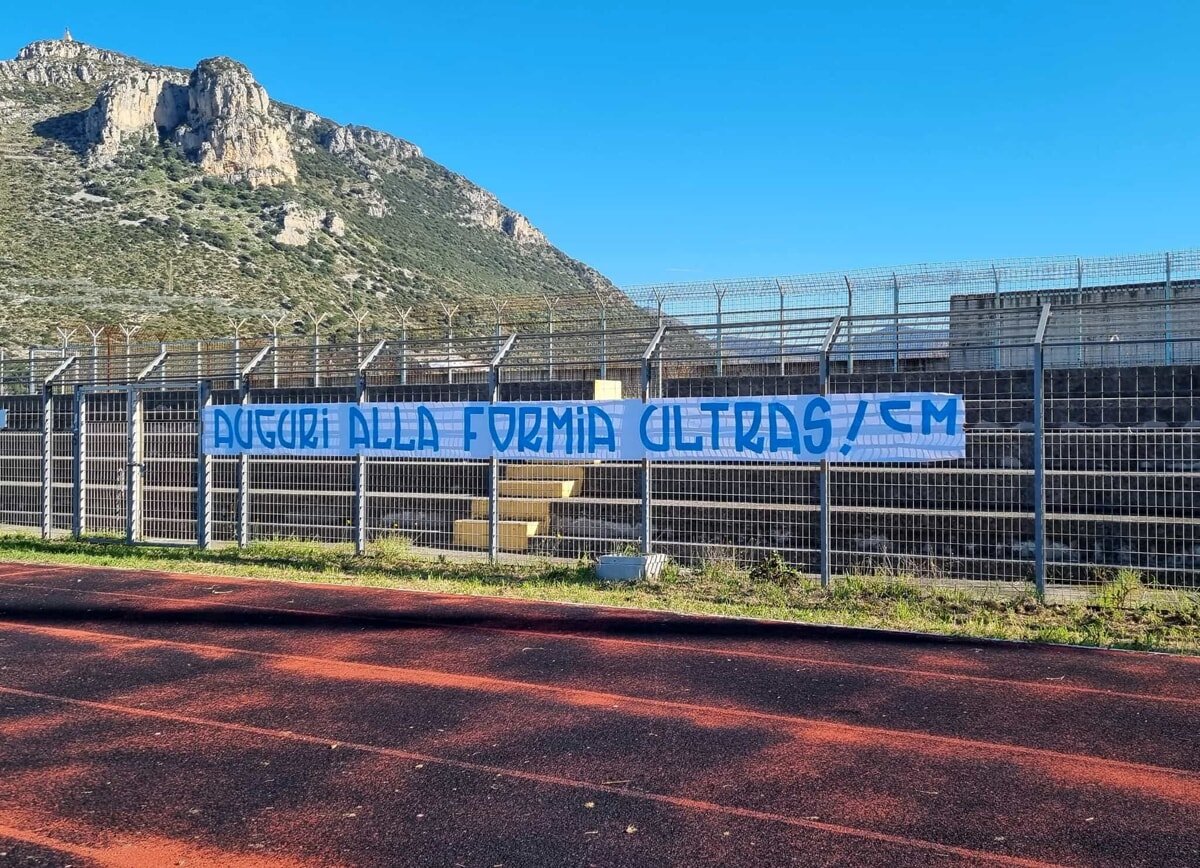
[[202, 393, 964, 462]]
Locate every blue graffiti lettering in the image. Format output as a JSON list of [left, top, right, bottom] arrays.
[[879, 399, 912, 433], [547, 406, 573, 453], [517, 406, 542, 452], [417, 405, 438, 451], [733, 401, 763, 453], [766, 402, 800, 455], [922, 397, 958, 435], [488, 406, 517, 451], [699, 401, 729, 449], [348, 406, 370, 449], [639, 405, 670, 452], [803, 397, 831, 454], [587, 406, 616, 454]]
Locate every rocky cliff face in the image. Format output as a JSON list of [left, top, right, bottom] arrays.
[[83, 56, 296, 187], [0, 38, 140, 87], [323, 124, 422, 166], [170, 58, 297, 187], [84, 70, 188, 160], [13, 36, 554, 237], [458, 184, 546, 245], [271, 201, 345, 246]]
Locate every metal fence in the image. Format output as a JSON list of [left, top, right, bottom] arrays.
[[9, 248, 1199, 387], [1, 284, 1197, 601]]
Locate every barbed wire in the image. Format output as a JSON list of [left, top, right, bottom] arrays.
[[7, 247, 1198, 354]]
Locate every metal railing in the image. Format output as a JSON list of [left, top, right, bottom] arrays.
[[10, 248, 1199, 388], [2, 298, 1198, 602]]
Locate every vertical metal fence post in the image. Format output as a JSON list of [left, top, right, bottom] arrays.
[[72, 385, 86, 540], [891, 273, 900, 373], [312, 331, 321, 388], [125, 387, 142, 544], [992, 264, 1002, 369], [656, 342, 664, 399], [236, 383, 250, 548], [640, 362, 652, 555], [1165, 252, 1174, 365], [40, 356, 77, 540], [844, 276, 854, 375], [307, 312, 329, 389], [441, 304, 457, 386], [399, 323, 408, 386], [196, 380, 212, 549], [118, 349, 168, 545], [1032, 303, 1051, 598], [599, 306, 608, 380], [40, 382, 53, 539], [487, 369, 500, 563], [640, 324, 667, 555], [354, 340, 387, 556], [546, 304, 555, 380], [1075, 257, 1083, 367], [714, 284, 725, 377], [27, 346, 35, 395], [235, 345, 272, 548], [486, 334, 517, 562], [817, 316, 841, 588], [654, 290, 668, 398], [354, 368, 368, 555], [491, 300, 507, 361], [777, 281, 786, 376]]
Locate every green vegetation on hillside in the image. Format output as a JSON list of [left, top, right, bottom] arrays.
[[0, 47, 620, 345]]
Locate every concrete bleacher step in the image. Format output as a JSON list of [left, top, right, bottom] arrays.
[[452, 519, 540, 552], [590, 380, 624, 400], [470, 497, 551, 522], [456, 462, 595, 550], [502, 463, 595, 484], [496, 479, 578, 498]]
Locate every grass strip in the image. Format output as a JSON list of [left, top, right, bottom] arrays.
[[0, 534, 1194, 655]]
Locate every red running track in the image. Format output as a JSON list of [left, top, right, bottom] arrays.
[[0, 561, 1196, 867]]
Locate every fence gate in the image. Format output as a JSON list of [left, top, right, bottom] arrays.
[[75, 382, 202, 545]]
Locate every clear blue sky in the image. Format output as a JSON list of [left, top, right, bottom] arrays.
[[6, 1, 1199, 286]]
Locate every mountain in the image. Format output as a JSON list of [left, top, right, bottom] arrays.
[[0, 35, 624, 345]]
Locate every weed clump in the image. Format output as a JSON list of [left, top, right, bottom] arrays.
[[1091, 569, 1144, 609], [370, 534, 412, 566], [748, 551, 807, 589]]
